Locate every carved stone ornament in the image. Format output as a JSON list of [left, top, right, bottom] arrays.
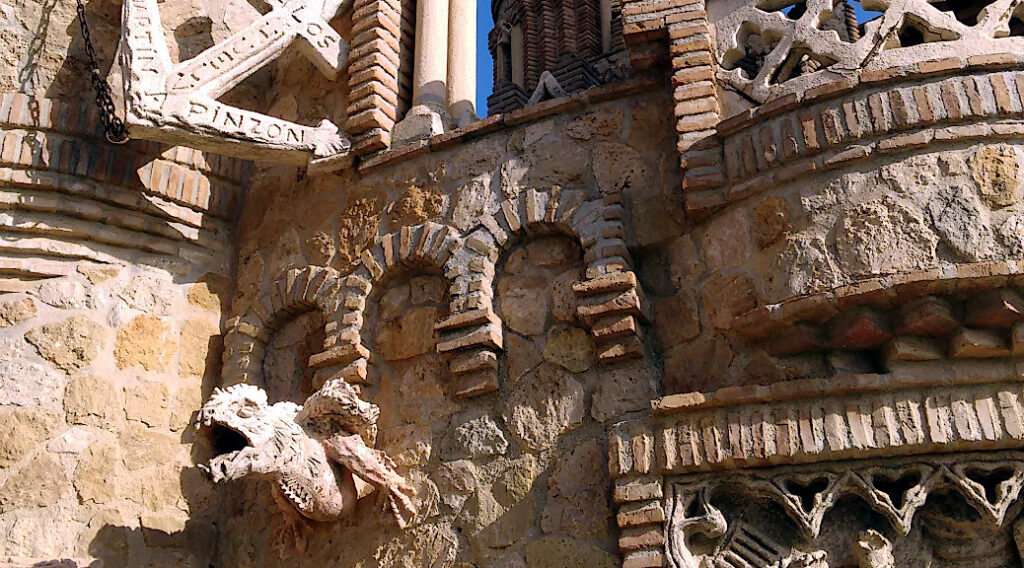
[[665, 452, 1024, 568], [120, 0, 353, 172], [195, 378, 417, 557]]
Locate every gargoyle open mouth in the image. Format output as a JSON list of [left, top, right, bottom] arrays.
[[207, 423, 251, 458]]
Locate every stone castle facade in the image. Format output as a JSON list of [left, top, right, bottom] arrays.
[[2, 0, 1024, 564]]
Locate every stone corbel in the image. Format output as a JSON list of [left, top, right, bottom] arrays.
[[121, 0, 354, 172]]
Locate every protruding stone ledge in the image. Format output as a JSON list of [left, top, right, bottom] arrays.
[[612, 371, 1024, 478]]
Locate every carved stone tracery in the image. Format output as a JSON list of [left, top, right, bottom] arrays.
[[665, 453, 1024, 568]]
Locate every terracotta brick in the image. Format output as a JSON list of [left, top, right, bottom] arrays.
[[883, 336, 943, 367], [798, 111, 821, 151], [965, 288, 1024, 328], [888, 89, 913, 129], [949, 328, 1010, 358], [990, 74, 1015, 114], [895, 296, 958, 336], [829, 308, 891, 350], [767, 323, 826, 356], [913, 86, 935, 124], [917, 57, 963, 75], [937, 81, 962, 121], [963, 76, 986, 116]]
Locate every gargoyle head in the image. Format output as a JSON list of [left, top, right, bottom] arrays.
[[195, 383, 302, 483]]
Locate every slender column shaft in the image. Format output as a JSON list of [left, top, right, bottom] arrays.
[[412, 0, 450, 108], [447, 0, 477, 123], [600, 0, 612, 52]]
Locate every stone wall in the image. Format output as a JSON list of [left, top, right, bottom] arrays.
[[0, 92, 247, 564], [217, 89, 681, 567]]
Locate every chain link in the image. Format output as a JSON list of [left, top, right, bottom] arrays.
[[75, 0, 129, 144]]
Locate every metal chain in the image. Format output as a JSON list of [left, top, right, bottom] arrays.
[[75, 0, 129, 144]]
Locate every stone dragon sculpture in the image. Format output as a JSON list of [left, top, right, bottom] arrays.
[[195, 378, 416, 556]]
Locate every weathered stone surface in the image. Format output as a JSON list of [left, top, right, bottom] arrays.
[[523, 537, 618, 568], [117, 273, 175, 315], [376, 306, 444, 361], [77, 265, 120, 284], [0, 338, 66, 408], [592, 359, 658, 421], [442, 409, 509, 459], [702, 271, 757, 329], [302, 231, 337, 265], [566, 108, 624, 140], [35, 279, 90, 309], [0, 296, 37, 327], [381, 283, 411, 321], [434, 459, 478, 513], [506, 332, 544, 384], [73, 439, 121, 505], [378, 423, 434, 466], [337, 197, 384, 271], [771, 235, 842, 300], [970, 145, 1021, 208], [654, 291, 701, 350], [410, 275, 447, 304], [0, 451, 68, 512], [392, 185, 446, 226], [179, 317, 220, 377], [527, 237, 579, 267], [500, 274, 550, 336], [115, 314, 176, 371], [0, 409, 62, 468], [752, 196, 793, 249], [837, 197, 938, 276], [541, 439, 611, 538], [592, 142, 645, 196], [124, 381, 171, 428], [187, 273, 230, 312], [542, 325, 596, 373], [550, 268, 579, 322], [25, 315, 106, 373], [492, 454, 539, 506], [702, 207, 753, 271], [503, 364, 585, 451], [663, 335, 734, 394], [928, 188, 995, 262], [64, 375, 124, 428]]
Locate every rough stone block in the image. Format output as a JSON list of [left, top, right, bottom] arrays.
[[949, 328, 1010, 358], [964, 288, 1024, 328]]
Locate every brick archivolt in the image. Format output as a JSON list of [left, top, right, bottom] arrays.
[[220, 188, 651, 399]]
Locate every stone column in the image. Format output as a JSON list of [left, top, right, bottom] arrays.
[[600, 0, 612, 52], [394, 0, 450, 143], [447, 0, 477, 127]]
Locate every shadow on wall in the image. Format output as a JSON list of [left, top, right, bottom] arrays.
[[82, 332, 225, 568]]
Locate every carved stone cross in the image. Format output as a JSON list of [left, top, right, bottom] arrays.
[[121, 0, 353, 172]]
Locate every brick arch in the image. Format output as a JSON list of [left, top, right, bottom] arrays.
[[220, 265, 346, 387], [471, 187, 648, 365], [309, 223, 472, 393]]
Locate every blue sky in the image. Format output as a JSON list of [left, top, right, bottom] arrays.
[[473, 0, 881, 116], [476, 0, 495, 116]]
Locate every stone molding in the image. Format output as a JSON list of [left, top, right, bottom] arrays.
[[685, 66, 1024, 219], [609, 374, 1024, 479], [0, 94, 245, 279]]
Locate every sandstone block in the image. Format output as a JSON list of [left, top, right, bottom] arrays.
[[970, 145, 1022, 208], [592, 359, 659, 421], [114, 314, 176, 371], [543, 325, 596, 373], [0, 297, 36, 327], [64, 375, 124, 428], [654, 291, 701, 350], [375, 306, 444, 360], [26, 315, 106, 373], [663, 335, 734, 394], [0, 451, 67, 513], [441, 409, 509, 460], [541, 439, 612, 538], [0, 408, 62, 468], [523, 537, 618, 568], [502, 365, 585, 451]]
